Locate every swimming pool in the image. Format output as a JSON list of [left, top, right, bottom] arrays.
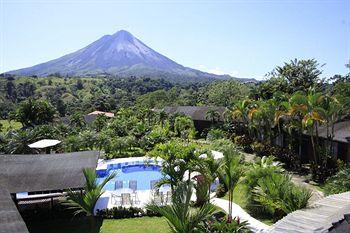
[[96, 158, 164, 191]]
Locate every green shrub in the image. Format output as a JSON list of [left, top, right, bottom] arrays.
[[206, 216, 251, 233], [244, 156, 283, 190], [252, 173, 311, 220], [324, 167, 350, 195], [97, 206, 161, 219], [233, 135, 253, 153], [215, 183, 227, 198], [206, 128, 226, 141]]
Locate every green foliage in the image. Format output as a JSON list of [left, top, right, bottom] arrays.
[[146, 182, 219, 233], [174, 115, 196, 140], [206, 128, 226, 141], [63, 168, 116, 217], [149, 140, 199, 191], [206, 80, 250, 106], [244, 156, 283, 191], [219, 147, 243, 220], [11, 98, 56, 127], [252, 173, 311, 220], [4, 129, 39, 154], [207, 216, 251, 233], [324, 167, 350, 195]]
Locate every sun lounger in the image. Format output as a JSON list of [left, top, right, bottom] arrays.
[[111, 193, 122, 205], [121, 193, 131, 205], [129, 180, 137, 192], [115, 180, 123, 190]]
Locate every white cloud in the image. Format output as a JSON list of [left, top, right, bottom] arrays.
[[195, 65, 239, 77]]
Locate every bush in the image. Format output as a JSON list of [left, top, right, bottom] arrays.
[[324, 166, 350, 195], [206, 128, 226, 141], [215, 183, 227, 198], [234, 135, 253, 153], [252, 173, 311, 220], [96, 206, 161, 219], [211, 139, 235, 151], [206, 216, 251, 233]]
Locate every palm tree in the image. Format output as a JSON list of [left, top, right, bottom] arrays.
[[231, 99, 251, 136], [5, 129, 37, 154], [146, 182, 219, 233], [158, 110, 168, 128], [195, 152, 223, 204], [206, 109, 220, 124], [322, 95, 343, 156], [219, 148, 243, 222], [289, 90, 326, 164], [63, 168, 116, 233]]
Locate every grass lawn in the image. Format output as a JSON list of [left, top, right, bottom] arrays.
[[0, 119, 22, 132], [222, 182, 275, 226], [100, 217, 170, 233], [26, 217, 170, 233]]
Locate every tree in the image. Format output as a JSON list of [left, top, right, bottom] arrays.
[[149, 140, 198, 193], [70, 112, 86, 129], [195, 152, 223, 204], [219, 148, 243, 221], [64, 168, 116, 233], [5, 129, 38, 154], [146, 182, 218, 233], [207, 80, 250, 106], [158, 110, 168, 128], [289, 90, 326, 164], [206, 109, 220, 124], [174, 115, 196, 141], [12, 98, 56, 127], [269, 59, 324, 94]]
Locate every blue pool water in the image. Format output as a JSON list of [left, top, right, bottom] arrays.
[[97, 163, 164, 191]]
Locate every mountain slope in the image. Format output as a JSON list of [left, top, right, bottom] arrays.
[[5, 30, 253, 82]]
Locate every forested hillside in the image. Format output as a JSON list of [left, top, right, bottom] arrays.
[[0, 76, 251, 119]]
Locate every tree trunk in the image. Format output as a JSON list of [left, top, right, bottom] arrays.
[[89, 216, 96, 233]]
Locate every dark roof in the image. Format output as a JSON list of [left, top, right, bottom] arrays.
[[0, 187, 28, 233], [0, 151, 99, 232], [163, 106, 226, 122], [317, 120, 350, 144], [0, 151, 99, 193]]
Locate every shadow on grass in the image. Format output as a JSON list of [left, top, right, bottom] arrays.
[[26, 217, 103, 233]]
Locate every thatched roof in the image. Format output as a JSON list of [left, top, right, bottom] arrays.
[[0, 187, 28, 233], [0, 151, 99, 193], [163, 106, 226, 122], [0, 151, 99, 232]]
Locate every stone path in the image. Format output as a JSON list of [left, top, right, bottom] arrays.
[[211, 198, 269, 232], [290, 173, 324, 204]]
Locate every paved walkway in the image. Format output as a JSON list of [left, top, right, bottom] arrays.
[[211, 198, 269, 233], [290, 174, 324, 204]]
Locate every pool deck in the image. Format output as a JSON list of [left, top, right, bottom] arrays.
[[95, 157, 167, 213]]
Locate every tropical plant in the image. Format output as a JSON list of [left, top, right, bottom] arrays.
[[206, 216, 251, 233], [253, 173, 311, 219], [206, 109, 221, 123], [324, 166, 350, 195], [146, 182, 219, 233], [288, 90, 326, 165], [218, 148, 243, 221], [5, 129, 38, 154], [244, 156, 283, 190], [149, 140, 197, 192], [174, 115, 196, 140], [194, 152, 223, 204], [63, 168, 116, 233], [11, 98, 56, 127]]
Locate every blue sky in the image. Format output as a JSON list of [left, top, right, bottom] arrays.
[[1, 0, 350, 80]]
